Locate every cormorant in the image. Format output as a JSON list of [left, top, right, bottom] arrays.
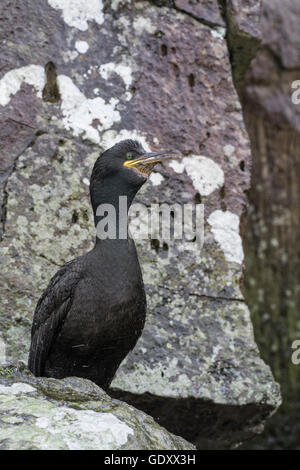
[[28, 139, 180, 390]]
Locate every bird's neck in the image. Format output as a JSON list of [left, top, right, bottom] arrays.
[[90, 176, 138, 243]]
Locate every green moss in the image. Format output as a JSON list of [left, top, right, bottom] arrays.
[[0, 367, 15, 379]]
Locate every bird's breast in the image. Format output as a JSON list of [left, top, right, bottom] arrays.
[[55, 242, 146, 353]]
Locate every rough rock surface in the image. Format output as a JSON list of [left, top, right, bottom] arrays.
[[0, 366, 194, 450], [239, 0, 300, 449], [220, 0, 262, 86], [0, 0, 280, 448], [174, 0, 225, 26]]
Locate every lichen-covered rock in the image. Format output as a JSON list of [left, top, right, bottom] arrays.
[[0, 367, 194, 450], [0, 0, 280, 449], [239, 0, 300, 449]]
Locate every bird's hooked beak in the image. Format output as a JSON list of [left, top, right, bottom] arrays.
[[123, 150, 182, 176]]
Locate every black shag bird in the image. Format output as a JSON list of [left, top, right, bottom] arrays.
[[28, 139, 180, 390]]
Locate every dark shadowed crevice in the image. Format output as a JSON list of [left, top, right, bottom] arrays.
[[109, 388, 274, 449], [42, 62, 61, 104], [217, 0, 262, 88], [189, 292, 245, 302], [173, 5, 224, 29]]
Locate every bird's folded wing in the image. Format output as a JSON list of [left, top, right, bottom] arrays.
[[28, 259, 82, 376]]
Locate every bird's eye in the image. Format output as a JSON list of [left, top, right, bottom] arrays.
[[126, 153, 133, 160]]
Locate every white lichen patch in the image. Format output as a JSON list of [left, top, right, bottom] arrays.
[[169, 160, 185, 173], [208, 210, 244, 264], [210, 27, 226, 40], [99, 62, 133, 90], [170, 155, 224, 196], [0, 383, 36, 395], [75, 40, 89, 54], [101, 129, 151, 152], [149, 172, 165, 186], [0, 65, 45, 107], [48, 0, 104, 31], [62, 50, 79, 62], [183, 156, 224, 196], [0, 393, 133, 450], [34, 408, 133, 450], [133, 16, 156, 35], [223, 144, 235, 157], [57, 75, 121, 143], [0, 65, 121, 143]]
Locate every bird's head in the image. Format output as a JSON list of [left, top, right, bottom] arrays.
[[90, 139, 181, 226], [91, 139, 181, 190]]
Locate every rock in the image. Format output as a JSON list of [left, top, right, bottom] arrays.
[[0, 0, 280, 448], [257, 0, 300, 70], [221, 0, 262, 86], [239, 0, 300, 449], [174, 0, 225, 26], [0, 366, 195, 450]]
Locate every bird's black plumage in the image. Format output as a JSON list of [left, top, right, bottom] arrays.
[[28, 139, 179, 389]]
